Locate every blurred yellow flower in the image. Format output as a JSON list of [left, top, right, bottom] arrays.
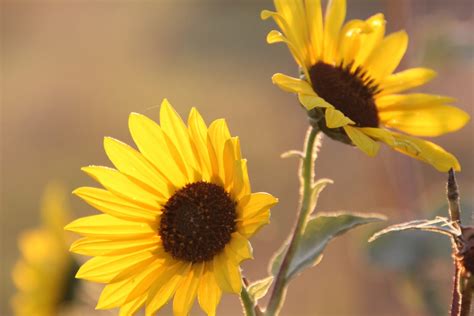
[[263, 0, 469, 171], [66, 99, 278, 316], [12, 183, 76, 316]]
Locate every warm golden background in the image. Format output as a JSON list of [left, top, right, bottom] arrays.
[[2, 0, 473, 315]]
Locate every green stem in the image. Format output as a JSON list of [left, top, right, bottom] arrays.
[[241, 283, 257, 316], [265, 127, 319, 315]]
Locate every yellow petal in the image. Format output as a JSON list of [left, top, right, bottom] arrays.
[[65, 214, 156, 240], [325, 108, 355, 128], [383, 131, 461, 172], [358, 127, 395, 146], [365, 30, 408, 81], [261, 9, 282, 22], [379, 68, 437, 95], [12, 261, 34, 291], [16, 229, 64, 269], [338, 19, 369, 66], [272, 73, 315, 95], [266, 30, 308, 71], [223, 138, 236, 191], [213, 252, 242, 294], [238, 211, 271, 238], [69, 237, 160, 256], [73, 187, 159, 223], [238, 192, 278, 219], [160, 99, 201, 182], [380, 105, 470, 137], [96, 277, 135, 309], [198, 264, 222, 316], [173, 263, 204, 316], [225, 232, 253, 263], [305, 0, 323, 62], [376, 93, 456, 111], [128, 112, 187, 188], [111, 247, 166, 282], [354, 13, 386, 66], [231, 138, 242, 163], [343, 125, 380, 157], [40, 182, 70, 234], [231, 159, 251, 201], [207, 119, 232, 185], [206, 135, 220, 188], [146, 262, 190, 316], [261, 10, 295, 47], [240, 160, 251, 198], [124, 259, 169, 304], [274, 0, 310, 64], [119, 294, 147, 316], [103, 137, 171, 199], [298, 94, 333, 110], [261, 8, 311, 73], [323, 0, 346, 62], [75, 249, 156, 283], [81, 166, 160, 209], [188, 107, 212, 181]]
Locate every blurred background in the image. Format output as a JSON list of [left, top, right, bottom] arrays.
[[1, 0, 473, 315]]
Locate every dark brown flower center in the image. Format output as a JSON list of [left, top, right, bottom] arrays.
[[309, 61, 380, 128], [159, 181, 237, 263]]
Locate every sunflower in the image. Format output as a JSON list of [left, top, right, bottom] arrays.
[[65, 99, 278, 316], [12, 183, 77, 316], [262, 0, 469, 171]]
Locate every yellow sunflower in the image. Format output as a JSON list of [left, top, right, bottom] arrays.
[[262, 0, 469, 171], [12, 183, 77, 316], [65, 99, 278, 316]]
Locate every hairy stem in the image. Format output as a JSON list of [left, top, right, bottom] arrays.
[[241, 282, 257, 316], [460, 276, 474, 316], [451, 262, 461, 316], [265, 127, 319, 315]]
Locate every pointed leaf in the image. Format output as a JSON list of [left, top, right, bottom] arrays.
[[309, 179, 333, 216], [270, 212, 385, 280], [369, 216, 460, 242], [280, 150, 305, 160], [247, 276, 274, 302]]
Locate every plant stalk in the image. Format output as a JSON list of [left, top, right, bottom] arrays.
[[451, 262, 461, 316], [241, 283, 257, 316], [460, 276, 474, 316], [264, 127, 319, 315]]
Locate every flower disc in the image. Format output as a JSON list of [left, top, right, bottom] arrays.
[[309, 61, 379, 128], [160, 181, 237, 263]]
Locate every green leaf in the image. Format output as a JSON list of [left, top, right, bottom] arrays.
[[280, 150, 305, 159], [309, 179, 333, 215], [270, 212, 386, 280], [247, 276, 274, 302], [369, 216, 460, 242]]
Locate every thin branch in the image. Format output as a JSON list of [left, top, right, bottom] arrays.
[[451, 262, 461, 316]]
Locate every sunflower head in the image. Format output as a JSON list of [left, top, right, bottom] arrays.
[[263, 0, 469, 171], [12, 183, 77, 316], [65, 99, 278, 316]]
